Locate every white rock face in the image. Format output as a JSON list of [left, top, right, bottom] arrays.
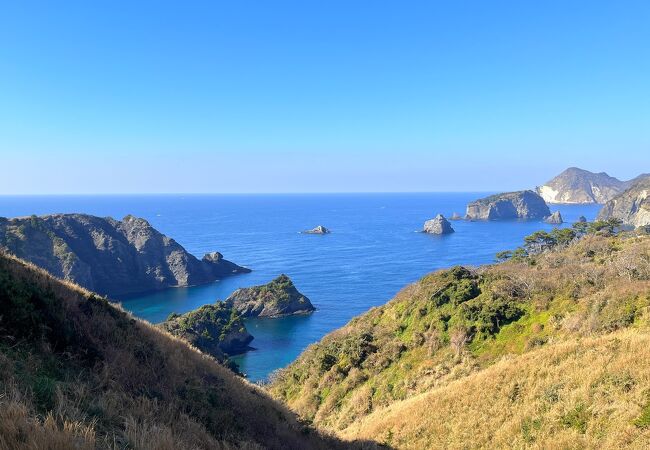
[[538, 185, 560, 203]]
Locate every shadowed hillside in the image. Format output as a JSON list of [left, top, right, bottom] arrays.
[[0, 251, 377, 450]]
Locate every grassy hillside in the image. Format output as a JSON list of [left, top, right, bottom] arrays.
[[0, 251, 370, 449], [269, 230, 650, 444], [343, 329, 650, 448]]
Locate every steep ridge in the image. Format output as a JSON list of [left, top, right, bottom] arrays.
[[0, 214, 249, 297], [598, 177, 650, 227], [270, 230, 650, 448], [0, 251, 367, 449]]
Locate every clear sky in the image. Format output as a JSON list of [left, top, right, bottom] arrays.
[[0, 1, 648, 194]]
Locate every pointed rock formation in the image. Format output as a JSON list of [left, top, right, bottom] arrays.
[[423, 214, 455, 235], [544, 211, 564, 224]]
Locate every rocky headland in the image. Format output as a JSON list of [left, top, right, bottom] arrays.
[[0, 213, 250, 297], [465, 190, 550, 220], [160, 303, 254, 359]]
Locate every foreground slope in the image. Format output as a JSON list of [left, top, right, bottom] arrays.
[[0, 251, 361, 449], [270, 231, 650, 447], [343, 330, 650, 448], [0, 214, 249, 297]]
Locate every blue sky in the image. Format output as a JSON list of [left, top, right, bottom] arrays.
[[0, 1, 648, 194]]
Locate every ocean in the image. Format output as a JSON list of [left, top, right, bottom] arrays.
[[0, 193, 600, 381]]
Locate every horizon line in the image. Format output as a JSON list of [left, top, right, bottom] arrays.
[[0, 190, 504, 197]]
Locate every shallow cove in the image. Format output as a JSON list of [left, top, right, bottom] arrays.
[[0, 193, 600, 381]]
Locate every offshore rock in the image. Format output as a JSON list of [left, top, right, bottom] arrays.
[[423, 214, 455, 235], [465, 191, 550, 220]]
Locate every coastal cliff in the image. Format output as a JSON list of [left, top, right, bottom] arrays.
[[226, 274, 315, 318], [0, 213, 250, 297], [597, 177, 650, 227], [465, 190, 550, 220]]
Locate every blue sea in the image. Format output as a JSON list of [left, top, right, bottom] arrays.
[[0, 194, 600, 381]]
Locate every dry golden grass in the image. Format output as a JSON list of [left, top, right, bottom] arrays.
[[342, 329, 650, 449]]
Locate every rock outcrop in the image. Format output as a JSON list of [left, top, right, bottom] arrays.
[[160, 303, 254, 358], [597, 177, 650, 228], [0, 214, 250, 297], [544, 211, 563, 224], [423, 214, 455, 235], [465, 191, 550, 220], [302, 225, 330, 234], [536, 167, 627, 204], [450, 212, 462, 221], [225, 274, 315, 318]]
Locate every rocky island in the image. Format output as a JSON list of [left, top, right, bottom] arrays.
[[597, 176, 650, 228], [422, 214, 455, 235], [226, 274, 315, 318], [465, 190, 550, 220], [302, 225, 330, 234], [0, 213, 250, 297]]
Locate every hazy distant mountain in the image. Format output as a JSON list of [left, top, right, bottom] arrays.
[[536, 167, 626, 204]]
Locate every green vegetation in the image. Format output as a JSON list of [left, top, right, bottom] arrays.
[[496, 218, 625, 262], [270, 231, 650, 440], [161, 301, 252, 374]]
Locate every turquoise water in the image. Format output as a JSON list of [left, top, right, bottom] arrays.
[[0, 194, 600, 381]]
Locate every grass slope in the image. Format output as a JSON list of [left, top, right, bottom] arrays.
[[343, 329, 650, 449], [0, 251, 371, 450], [270, 232, 650, 445]]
